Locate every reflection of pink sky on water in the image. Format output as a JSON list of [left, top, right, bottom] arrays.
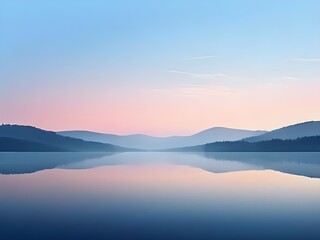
[[1, 164, 319, 208]]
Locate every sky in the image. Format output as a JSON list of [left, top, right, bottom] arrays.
[[0, 0, 320, 136]]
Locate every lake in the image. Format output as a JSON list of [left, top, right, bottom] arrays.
[[0, 152, 319, 239]]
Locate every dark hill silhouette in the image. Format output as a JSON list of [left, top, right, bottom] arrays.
[[0, 125, 132, 152], [244, 121, 320, 142], [168, 136, 320, 152], [0, 137, 65, 152]]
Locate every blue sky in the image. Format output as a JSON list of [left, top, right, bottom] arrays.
[[1, 0, 320, 135]]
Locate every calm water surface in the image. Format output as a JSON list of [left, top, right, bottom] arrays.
[[0, 152, 319, 239]]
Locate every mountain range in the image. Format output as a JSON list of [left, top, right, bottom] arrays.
[[244, 121, 320, 142], [0, 125, 130, 152], [169, 121, 320, 152], [171, 136, 320, 152], [59, 127, 267, 150], [0, 121, 319, 152]]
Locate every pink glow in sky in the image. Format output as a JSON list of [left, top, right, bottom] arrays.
[[1, 81, 320, 136], [1, 1, 319, 136]]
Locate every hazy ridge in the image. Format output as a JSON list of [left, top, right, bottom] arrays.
[[59, 127, 267, 150]]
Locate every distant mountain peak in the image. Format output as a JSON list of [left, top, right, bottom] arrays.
[[59, 127, 267, 150], [245, 121, 320, 142], [0, 125, 131, 152], [192, 126, 266, 136]]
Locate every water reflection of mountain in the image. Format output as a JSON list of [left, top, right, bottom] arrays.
[[0, 152, 319, 178], [0, 152, 113, 174], [199, 152, 320, 178], [58, 152, 320, 179]]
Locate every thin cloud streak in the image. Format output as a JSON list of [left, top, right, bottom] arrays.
[[188, 55, 217, 60], [178, 86, 240, 96], [151, 85, 240, 97], [282, 76, 300, 81], [169, 70, 232, 80]]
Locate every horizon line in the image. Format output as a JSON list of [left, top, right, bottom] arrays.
[[2, 120, 319, 138]]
